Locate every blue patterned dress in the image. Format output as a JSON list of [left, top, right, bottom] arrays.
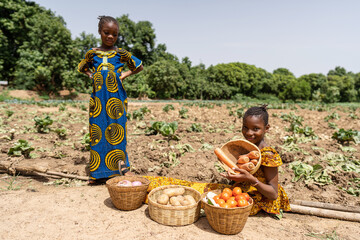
[[78, 48, 142, 180]]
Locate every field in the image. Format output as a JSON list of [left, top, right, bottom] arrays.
[[0, 90, 359, 239]]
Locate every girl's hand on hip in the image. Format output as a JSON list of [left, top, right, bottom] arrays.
[[85, 71, 93, 78]]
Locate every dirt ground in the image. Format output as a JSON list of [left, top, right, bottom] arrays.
[[0, 90, 359, 239]]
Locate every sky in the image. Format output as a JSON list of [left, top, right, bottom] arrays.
[[32, 0, 360, 77]]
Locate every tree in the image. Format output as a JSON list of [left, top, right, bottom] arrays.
[[13, 11, 77, 93], [116, 15, 156, 65], [0, 0, 40, 83], [145, 60, 183, 99], [279, 79, 311, 101], [270, 68, 296, 95]]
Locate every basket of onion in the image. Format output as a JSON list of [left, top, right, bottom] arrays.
[[201, 187, 253, 235], [106, 176, 150, 211]]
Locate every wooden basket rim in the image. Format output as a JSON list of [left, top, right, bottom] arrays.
[[201, 190, 254, 211], [219, 139, 262, 174], [106, 176, 150, 192]]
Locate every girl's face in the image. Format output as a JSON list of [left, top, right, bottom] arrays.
[[242, 115, 269, 146], [100, 21, 119, 49]]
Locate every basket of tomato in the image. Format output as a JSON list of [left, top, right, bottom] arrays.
[[201, 187, 253, 235]]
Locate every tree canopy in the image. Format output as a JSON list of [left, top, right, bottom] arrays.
[[1, 0, 359, 102]]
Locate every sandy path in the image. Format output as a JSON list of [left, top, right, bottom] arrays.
[[0, 183, 359, 240]]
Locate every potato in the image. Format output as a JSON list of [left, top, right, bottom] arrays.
[[176, 195, 185, 201], [157, 194, 169, 205], [163, 187, 185, 197], [179, 199, 191, 206], [184, 195, 196, 205], [169, 196, 181, 206]]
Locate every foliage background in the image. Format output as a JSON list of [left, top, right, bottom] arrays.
[[1, 0, 360, 102]]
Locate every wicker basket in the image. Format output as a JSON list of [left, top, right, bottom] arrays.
[[148, 185, 201, 226], [216, 139, 261, 174], [106, 176, 150, 211], [201, 189, 253, 235]]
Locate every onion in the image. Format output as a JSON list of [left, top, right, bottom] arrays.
[[131, 181, 142, 186], [117, 180, 132, 187]]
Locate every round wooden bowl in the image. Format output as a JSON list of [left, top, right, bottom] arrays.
[[217, 139, 261, 174]]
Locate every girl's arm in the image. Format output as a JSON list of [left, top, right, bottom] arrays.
[[120, 65, 144, 81], [221, 166, 279, 200]]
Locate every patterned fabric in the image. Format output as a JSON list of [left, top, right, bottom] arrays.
[[239, 147, 291, 215], [78, 48, 142, 179], [142, 147, 290, 216]]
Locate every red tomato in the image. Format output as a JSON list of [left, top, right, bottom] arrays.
[[237, 199, 248, 207], [241, 193, 250, 201], [220, 192, 231, 202], [232, 187, 242, 196], [217, 199, 225, 206], [221, 203, 231, 208], [235, 194, 246, 202], [222, 188, 233, 196], [226, 199, 238, 208]]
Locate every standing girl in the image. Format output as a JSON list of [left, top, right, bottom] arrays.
[[78, 16, 143, 183], [220, 105, 291, 216]]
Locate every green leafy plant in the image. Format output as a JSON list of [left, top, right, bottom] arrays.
[[175, 143, 195, 154], [79, 104, 87, 111], [162, 104, 175, 113], [179, 107, 189, 119], [187, 123, 202, 132], [59, 104, 67, 111], [81, 133, 91, 151], [129, 106, 151, 120], [289, 161, 332, 185], [160, 151, 180, 168], [54, 128, 67, 139], [332, 128, 360, 144], [8, 139, 35, 158], [34, 115, 53, 133], [5, 110, 14, 117], [324, 112, 340, 122], [146, 121, 180, 144], [348, 113, 358, 119], [0, 173, 21, 191], [328, 122, 337, 129]]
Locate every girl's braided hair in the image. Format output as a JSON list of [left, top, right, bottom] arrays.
[[98, 15, 119, 33], [243, 104, 269, 125]]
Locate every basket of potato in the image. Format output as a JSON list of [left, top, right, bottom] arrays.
[[148, 185, 201, 226]]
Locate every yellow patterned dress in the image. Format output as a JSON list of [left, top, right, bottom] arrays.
[[143, 147, 290, 216], [78, 48, 142, 180]]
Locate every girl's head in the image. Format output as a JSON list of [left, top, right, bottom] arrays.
[[242, 105, 270, 147], [98, 16, 119, 49]]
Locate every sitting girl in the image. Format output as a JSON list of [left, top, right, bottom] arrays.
[[220, 105, 291, 216]]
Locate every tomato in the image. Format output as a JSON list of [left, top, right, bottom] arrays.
[[226, 199, 238, 208], [221, 203, 231, 208], [241, 193, 250, 201], [232, 187, 242, 196], [220, 192, 231, 202], [222, 188, 233, 196], [235, 194, 246, 202], [237, 199, 248, 207], [217, 199, 225, 206]]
